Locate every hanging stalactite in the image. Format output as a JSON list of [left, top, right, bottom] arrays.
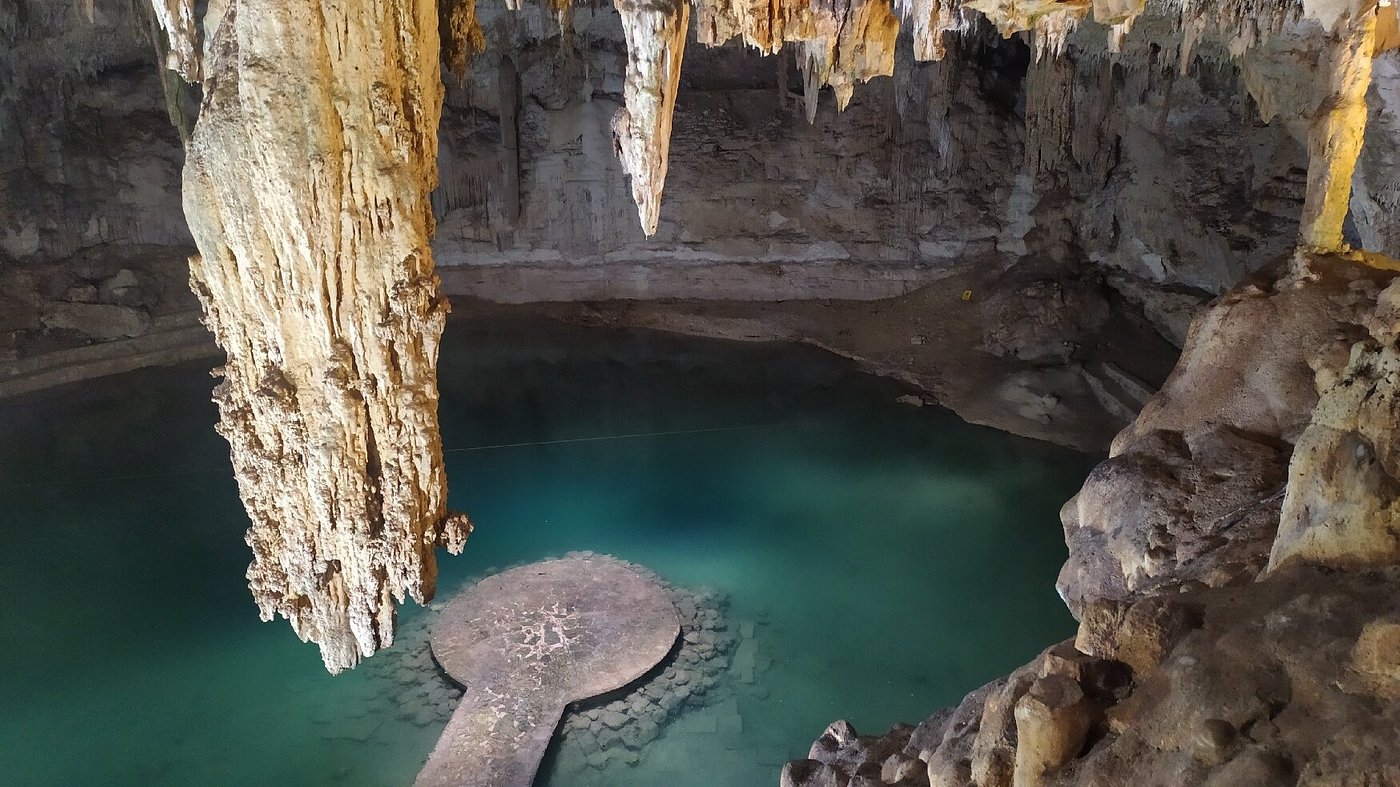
[[177, 0, 470, 674]]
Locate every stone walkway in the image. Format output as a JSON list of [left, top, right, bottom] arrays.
[[414, 556, 680, 786]]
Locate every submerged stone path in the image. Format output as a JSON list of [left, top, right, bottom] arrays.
[[414, 556, 680, 786]]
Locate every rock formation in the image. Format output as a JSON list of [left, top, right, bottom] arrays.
[[179, 0, 469, 673], [756, 3, 1400, 775], [786, 249, 1400, 785], [1269, 253, 1400, 571], [148, 0, 200, 81], [1055, 255, 1381, 612]]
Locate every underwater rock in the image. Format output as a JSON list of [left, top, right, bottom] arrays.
[[550, 553, 745, 767], [731, 639, 759, 683], [417, 556, 678, 786]]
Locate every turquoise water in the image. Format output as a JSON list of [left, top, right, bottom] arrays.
[[0, 317, 1093, 786]]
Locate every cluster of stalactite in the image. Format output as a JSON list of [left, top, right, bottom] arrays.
[[434, 0, 1393, 243]]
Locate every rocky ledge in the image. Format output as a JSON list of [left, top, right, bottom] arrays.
[[785, 251, 1400, 786], [787, 562, 1400, 787]]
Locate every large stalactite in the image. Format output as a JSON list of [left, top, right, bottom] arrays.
[[611, 0, 690, 238], [180, 0, 469, 673]]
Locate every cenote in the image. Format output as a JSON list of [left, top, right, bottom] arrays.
[[0, 318, 1095, 786]]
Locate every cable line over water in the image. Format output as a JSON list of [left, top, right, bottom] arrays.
[[8, 421, 796, 490]]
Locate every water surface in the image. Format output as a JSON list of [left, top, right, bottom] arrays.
[[0, 317, 1093, 786]]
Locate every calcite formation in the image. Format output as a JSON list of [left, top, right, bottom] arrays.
[[2, 1, 1398, 783], [180, 0, 468, 673], [610, 0, 690, 237], [133, 0, 1397, 682], [441, 0, 487, 81], [610, 0, 909, 232], [689, 0, 904, 118], [148, 0, 200, 81]]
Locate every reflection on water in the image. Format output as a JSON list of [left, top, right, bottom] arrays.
[[0, 317, 1094, 786]]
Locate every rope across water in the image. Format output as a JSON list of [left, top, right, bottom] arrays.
[[8, 421, 797, 490]]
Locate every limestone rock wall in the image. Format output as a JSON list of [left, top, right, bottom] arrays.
[[8, 2, 1395, 315], [1353, 52, 1400, 255], [1269, 266, 1400, 571], [430, 9, 1027, 295], [0, 2, 192, 264]]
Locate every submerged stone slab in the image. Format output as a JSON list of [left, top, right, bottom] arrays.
[[415, 556, 680, 786]]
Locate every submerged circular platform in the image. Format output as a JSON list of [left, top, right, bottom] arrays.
[[415, 555, 680, 787]]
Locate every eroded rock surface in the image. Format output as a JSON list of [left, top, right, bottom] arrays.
[[1057, 565, 1400, 786], [817, 565, 1400, 787], [1060, 255, 1399, 612]]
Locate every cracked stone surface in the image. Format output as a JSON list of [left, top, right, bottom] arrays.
[[415, 556, 680, 786]]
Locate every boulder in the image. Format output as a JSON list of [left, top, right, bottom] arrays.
[[781, 759, 845, 787], [1012, 675, 1095, 787], [41, 302, 150, 339], [97, 268, 146, 307], [880, 753, 928, 785]]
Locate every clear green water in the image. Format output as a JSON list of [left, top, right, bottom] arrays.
[[0, 317, 1094, 786]]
